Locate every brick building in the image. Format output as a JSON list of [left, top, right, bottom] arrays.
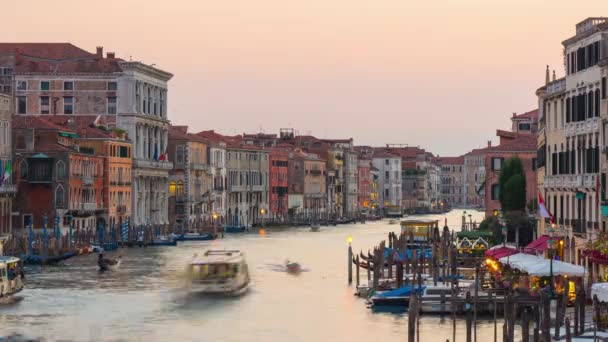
[[13, 116, 105, 232], [269, 148, 289, 220], [287, 149, 326, 217], [357, 158, 371, 213]]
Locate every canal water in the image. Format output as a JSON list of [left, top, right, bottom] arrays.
[[0, 210, 503, 342]]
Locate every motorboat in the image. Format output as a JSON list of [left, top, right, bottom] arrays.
[[0, 256, 24, 302], [286, 261, 302, 274], [186, 250, 250, 295], [388, 219, 399, 225], [371, 284, 454, 308], [98, 253, 121, 272], [310, 223, 320, 232]]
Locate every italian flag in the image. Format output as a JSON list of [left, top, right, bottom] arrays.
[[1, 160, 11, 185], [538, 193, 554, 224]]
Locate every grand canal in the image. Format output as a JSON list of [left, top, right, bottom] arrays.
[[0, 211, 498, 342]]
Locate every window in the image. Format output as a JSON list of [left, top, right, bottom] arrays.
[[385, 159, 389, 165], [17, 96, 26, 114], [491, 157, 503, 171], [56, 161, 65, 179], [491, 184, 500, 200], [603, 77, 607, 99], [385, 171, 389, 179], [169, 181, 176, 196], [64, 81, 74, 91], [55, 186, 65, 208], [107, 82, 117, 91], [63, 97, 73, 114], [19, 160, 28, 179], [40, 96, 50, 114], [518, 123, 531, 131], [40, 81, 50, 91], [16, 81, 27, 91], [385, 189, 389, 197], [176, 145, 184, 164], [107, 97, 117, 114]]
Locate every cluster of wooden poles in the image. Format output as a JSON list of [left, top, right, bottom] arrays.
[[348, 226, 599, 342]]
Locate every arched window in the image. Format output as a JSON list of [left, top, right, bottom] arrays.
[[56, 160, 65, 179], [19, 159, 28, 179], [169, 181, 176, 196], [55, 185, 65, 208]]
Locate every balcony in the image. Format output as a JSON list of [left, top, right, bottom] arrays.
[[82, 176, 93, 186], [583, 174, 597, 188], [0, 184, 16, 194], [133, 158, 173, 170], [565, 117, 600, 137], [544, 175, 583, 189], [82, 203, 97, 211], [191, 163, 209, 172], [116, 205, 127, 214], [571, 219, 586, 235], [546, 78, 566, 95]]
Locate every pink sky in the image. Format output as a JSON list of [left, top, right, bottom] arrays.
[[5, 1, 606, 155]]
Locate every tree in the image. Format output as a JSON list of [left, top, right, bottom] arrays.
[[499, 157, 527, 211]]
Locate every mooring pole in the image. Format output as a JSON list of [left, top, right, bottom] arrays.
[[348, 242, 353, 285]]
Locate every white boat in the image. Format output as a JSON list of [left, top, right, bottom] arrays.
[[98, 253, 121, 272], [0, 256, 24, 302], [388, 219, 399, 225], [186, 250, 250, 295]]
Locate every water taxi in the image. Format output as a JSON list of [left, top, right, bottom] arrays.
[[186, 250, 250, 295], [0, 256, 24, 303], [400, 219, 440, 241]]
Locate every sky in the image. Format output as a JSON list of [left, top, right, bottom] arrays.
[[4, 0, 607, 155]]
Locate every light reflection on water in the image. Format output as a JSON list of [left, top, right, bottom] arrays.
[[0, 210, 500, 342]]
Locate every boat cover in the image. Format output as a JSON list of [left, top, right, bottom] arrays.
[[592, 283, 608, 302], [375, 285, 426, 298]]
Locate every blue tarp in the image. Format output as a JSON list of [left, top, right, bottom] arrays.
[[375, 285, 426, 298], [383, 247, 432, 261]]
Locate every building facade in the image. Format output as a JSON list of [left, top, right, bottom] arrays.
[[269, 148, 289, 220], [371, 152, 402, 210], [436, 156, 465, 208], [537, 18, 607, 269], [287, 150, 326, 217], [226, 146, 269, 226], [357, 158, 372, 213], [0, 93, 15, 239], [463, 146, 489, 208]]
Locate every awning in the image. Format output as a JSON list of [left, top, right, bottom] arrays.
[[485, 246, 518, 258], [523, 235, 560, 255], [498, 253, 585, 277], [592, 283, 608, 302]]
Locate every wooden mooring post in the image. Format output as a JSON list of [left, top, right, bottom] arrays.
[[348, 243, 353, 285]]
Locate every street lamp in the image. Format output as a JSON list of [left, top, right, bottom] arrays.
[[260, 208, 266, 229], [548, 223, 556, 297]]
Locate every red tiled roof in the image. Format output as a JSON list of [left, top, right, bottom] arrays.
[[434, 156, 465, 165], [513, 109, 538, 120], [169, 126, 206, 143], [13, 115, 75, 132], [0, 43, 123, 74], [465, 146, 491, 156], [44, 116, 114, 139], [487, 135, 537, 153], [0, 43, 92, 60]]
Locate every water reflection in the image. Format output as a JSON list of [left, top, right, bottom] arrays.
[[0, 211, 492, 342]]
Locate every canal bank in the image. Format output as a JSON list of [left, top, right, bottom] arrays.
[[0, 211, 490, 342]]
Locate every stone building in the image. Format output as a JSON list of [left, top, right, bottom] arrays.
[[0, 93, 15, 239], [357, 158, 372, 213], [435, 156, 465, 208], [269, 148, 289, 220], [371, 151, 402, 211], [0, 43, 174, 229], [195, 130, 228, 223], [167, 126, 211, 230], [225, 144, 269, 227], [287, 149, 326, 217], [463, 145, 490, 208], [537, 18, 607, 269]]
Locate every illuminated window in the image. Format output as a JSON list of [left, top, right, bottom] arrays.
[[169, 181, 176, 196]]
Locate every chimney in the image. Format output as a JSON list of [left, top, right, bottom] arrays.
[[545, 65, 550, 85], [96, 46, 103, 58], [512, 112, 516, 118], [552, 70, 556, 81], [106, 52, 115, 59], [487, 141, 491, 148]]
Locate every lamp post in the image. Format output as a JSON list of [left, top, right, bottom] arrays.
[[348, 236, 353, 284], [498, 212, 506, 246], [548, 223, 556, 297], [212, 212, 218, 237], [260, 208, 265, 228]]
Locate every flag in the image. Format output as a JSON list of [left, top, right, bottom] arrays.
[[538, 193, 554, 223], [158, 145, 167, 161], [2, 160, 11, 185]]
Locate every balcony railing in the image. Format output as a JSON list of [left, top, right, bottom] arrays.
[[82, 203, 97, 211], [82, 176, 93, 186], [571, 219, 586, 235], [0, 184, 17, 194], [191, 163, 209, 172], [116, 205, 127, 214], [134, 158, 173, 170], [565, 117, 600, 137]]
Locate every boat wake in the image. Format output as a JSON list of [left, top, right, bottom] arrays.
[[262, 263, 311, 273]]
